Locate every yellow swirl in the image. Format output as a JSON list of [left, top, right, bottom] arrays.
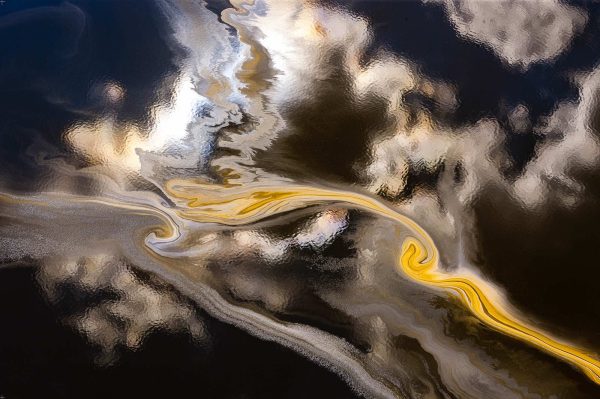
[[401, 238, 600, 385], [165, 180, 600, 384]]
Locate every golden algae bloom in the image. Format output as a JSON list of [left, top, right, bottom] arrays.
[[165, 180, 600, 386], [400, 239, 600, 385]]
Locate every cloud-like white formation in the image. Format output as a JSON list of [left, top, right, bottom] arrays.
[[514, 67, 600, 207], [362, 31, 600, 210], [443, 0, 587, 69], [64, 0, 246, 188], [39, 254, 207, 364]]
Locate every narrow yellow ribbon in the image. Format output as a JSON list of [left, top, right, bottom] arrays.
[[165, 181, 600, 384]]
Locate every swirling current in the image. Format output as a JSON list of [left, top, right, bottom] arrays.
[[1, 0, 600, 398]]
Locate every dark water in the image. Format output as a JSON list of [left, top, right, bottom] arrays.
[[0, 264, 358, 398], [1, 0, 600, 398]]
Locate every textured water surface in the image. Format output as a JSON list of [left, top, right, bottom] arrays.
[[1, 1, 600, 398]]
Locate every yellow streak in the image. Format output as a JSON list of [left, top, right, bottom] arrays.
[[165, 180, 600, 384]]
